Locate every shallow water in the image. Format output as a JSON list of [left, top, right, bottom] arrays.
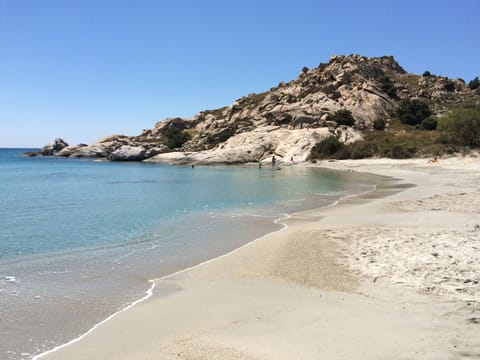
[[0, 149, 379, 359]]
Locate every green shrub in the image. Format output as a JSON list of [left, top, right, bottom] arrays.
[[444, 81, 455, 92], [468, 77, 480, 90], [396, 98, 432, 126], [379, 76, 397, 98], [311, 136, 344, 158], [347, 142, 378, 159], [163, 128, 191, 149], [373, 118, 386, 131], [389, 144, 416, 159], [422, 70, 432, 77], [330, 90, 342, 100], [420, 116, 438, 130], [330, 109, 355, 126], [437, 107, 480, 146]]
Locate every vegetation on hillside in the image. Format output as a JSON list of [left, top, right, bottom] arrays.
[[153, 55, 479, 160], [469, 77, 479, 90], [420, 116, 438, 131], [329, 109, 356, 126], [162, 128, 191, 149], [310, 137, 344, 158], [373, 118, 386, 131], [396, 98, 432, 126], [379, 76, 397, 98], [310, 129, 457, 160], [438, 106, 480, 146], [311, 104, 480, 161]]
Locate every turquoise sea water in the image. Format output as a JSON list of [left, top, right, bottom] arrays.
[[0, 148, 378, 359]]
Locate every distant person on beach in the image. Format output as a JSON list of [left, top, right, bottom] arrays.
[[272, 156, 276, 167], [428, 156, 438, 163]]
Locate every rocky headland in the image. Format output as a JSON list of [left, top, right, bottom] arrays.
[[29, 54, 480, 164]]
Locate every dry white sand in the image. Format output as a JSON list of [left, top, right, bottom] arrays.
[[41, 156, 480, 360]]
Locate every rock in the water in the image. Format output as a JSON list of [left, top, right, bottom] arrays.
[[22, 151, 38, 157], [109, 145, 146, 161], [55, 144, 88, 157], [39, 138, 69, 156], [70, 146, 108, 158]]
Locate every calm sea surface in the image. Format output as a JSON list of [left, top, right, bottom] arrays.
[[0, 148, 378, 359]]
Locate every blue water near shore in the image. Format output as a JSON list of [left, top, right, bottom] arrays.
[[0, 148, 378, 359]]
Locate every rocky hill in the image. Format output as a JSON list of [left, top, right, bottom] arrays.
[[32, 54, 480, 164]]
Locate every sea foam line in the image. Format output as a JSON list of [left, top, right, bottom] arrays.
[[31, 280, 156, 360], [31, 213, 289, 360], [31, 185, 377, 359]]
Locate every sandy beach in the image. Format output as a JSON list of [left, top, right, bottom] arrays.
[[39, 156, 480, 360]]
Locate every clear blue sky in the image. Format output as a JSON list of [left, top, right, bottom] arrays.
[[1, 0, 478, 147]]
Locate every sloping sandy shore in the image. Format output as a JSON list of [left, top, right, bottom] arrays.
[[41, 156, 480, 360]]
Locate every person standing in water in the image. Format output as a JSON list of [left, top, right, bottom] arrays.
[[271, 155, 276, 167]]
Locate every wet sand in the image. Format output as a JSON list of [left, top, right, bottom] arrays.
[[40, 156, 480, 360]]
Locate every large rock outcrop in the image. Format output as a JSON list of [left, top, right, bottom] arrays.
[[32, 54, 480, 163], [109, 145, 146, 161], [55, 144, 88, 157], [145, 127, 343, 164], [39, 138, 69, 156]]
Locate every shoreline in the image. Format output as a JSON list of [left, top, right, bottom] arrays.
[[39, 157, 480, 359], [0, 161, 375, 359], [31, 173, 380, 360], [32, 216, 290, 360]]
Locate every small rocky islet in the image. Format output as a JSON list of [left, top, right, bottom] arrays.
[[27, 54, 480, 164]]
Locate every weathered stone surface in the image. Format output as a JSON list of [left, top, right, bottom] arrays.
[[39, 138, 69, 155], [92, 135, 130, 153], [22, 151, 38, 157], [293, 114, 318, 128], [325, 121, 338, 128], [145, 127, 331, 164], [109, 145, 146, 161], [37, 54, 480, 163], [70, 146, 108, 158], [144, 151, 190, 164], [55, 144, 88, 157], [335, 126, 364, 144], [144, 145, 169, 158]]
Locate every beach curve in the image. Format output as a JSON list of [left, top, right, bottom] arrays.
[[39, 157, 480, 359]]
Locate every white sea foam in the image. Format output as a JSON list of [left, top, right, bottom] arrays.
[[31, 212, 291, 360], [32, 279, 156, 360], [28, 179, 379, 360], [31, 184, 379, 359]]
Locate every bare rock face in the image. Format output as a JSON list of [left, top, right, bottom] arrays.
[[38, 54, 480, 163], [69, 146, 108, 158], [109, 145, 146, 161], [146, 127, 332, 164], [39, 138, 69, 156], [22, 151, 38, 157], [55, 144, 88, 157], [335, 126, 364, 144], [143, 55, 406, 161], [144, 145, 169, 158]]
